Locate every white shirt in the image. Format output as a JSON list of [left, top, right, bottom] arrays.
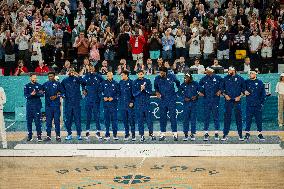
[[190, 64, 205, 74], [249, 35, 263, 51], [16, 35, 30, 50], [276, 82, 284, 95], [202, 35, 216, 54], [0, 87, 6, 110], [175, 35, 186, 48], [244, 64, 251, 73], [189, 35, 201, 55]]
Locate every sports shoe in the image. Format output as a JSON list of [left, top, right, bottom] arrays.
[[140, 135, 145, 142], [190, 134, 195, 141], [85, 132, 90, 140], [113, 136, 119, 141], [95, 132, 103, 140], [173, 133, 178, 141], [150, 134, 156, 141], [104, 136, 110, 141], [239, 136, 244, 141], [131, 135, 136, 141], [159, 135, 166, 141], [258, 134, 265, 141], [77, 135, 82, 140], [183, 134, 189, 141], [221, 135, 228, 141], [56, 136, 61, 142], [65, 135, 72, 140], [124, 134, 130, 141], [44, 136, 51, 142], [203, 133, 209, 141], [27, 135, 33, 142], [214, 133, 220, 141], [244, 133, 250, 140], [37, 135, 43, 142]]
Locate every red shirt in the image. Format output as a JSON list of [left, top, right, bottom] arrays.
[[14, 66, 28, 75], [35, 66, 49, 73], [129, 35, 146, 54]]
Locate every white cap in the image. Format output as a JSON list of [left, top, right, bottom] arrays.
[[249, 70, 257, 74], [206, 67, 214, 72], [228, 66, 235, 71], [185, 73, 191, 77], [281, 73, 284, 77]]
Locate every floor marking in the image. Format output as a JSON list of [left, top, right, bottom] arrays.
[[5, 121, 16, 130]]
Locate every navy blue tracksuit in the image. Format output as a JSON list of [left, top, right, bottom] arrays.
[[154, 74, 180, 132], [132, 78, 153, 136], [42, 80, 63, 136], [82, 72, 104, 132], [61, 76, 85, 136], [179, 81, 200, 134], [245, 79, 266, 132], [101, 79, 119, 137], [199, 74, 223, 131], [119, 79, 135, 136], [24, 82, 44, 136], [222, 74, 246, 136]]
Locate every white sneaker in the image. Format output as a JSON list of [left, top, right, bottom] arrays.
[[279, 124, 283, 127]]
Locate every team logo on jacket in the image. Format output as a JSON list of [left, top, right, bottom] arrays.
[[235, 78, 237, 81]]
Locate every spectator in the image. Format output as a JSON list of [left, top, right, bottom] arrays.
[[3, 30, 16, 76], [73, 32, 89, 70], [175, 28, 187, 59], [134, 59, 145, 74], [216, 26, 230, 60], [201, 29, 216, 60], [148, 27, 162, 61], [60, 60, 71, 75], [99, 60, 112, 75], [30, 35, 43, 71], [15, 29, 30, 64], [89, 37, 100, 66], [14, 60, 28, 76], [211, 58, 222, 68], [35, 60, 49, 74], [53, 42, 65, 71], [161, 28, 175, 61], [248, 29, 263, 60], [116, 59, 130, 75], [173, 57, 189, 74], [79, 57, 91, 76], [129, 28, 146, 62], [233, 26, 248, 59], [190, 57, 205, 74], [188, 30, 201, 59], [103, 26, 115, 62], [116, 24, 130, 60], [145, 58, 155, 75]]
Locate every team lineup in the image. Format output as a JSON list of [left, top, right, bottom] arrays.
[[24, 65, 266, 143]]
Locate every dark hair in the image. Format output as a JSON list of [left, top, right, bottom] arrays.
[[280, 76, 284, 81], [137, 70, 144, 74], [48, 72, 56, 76], [121, 70, 129, 76], [30, 72, 36, 77]]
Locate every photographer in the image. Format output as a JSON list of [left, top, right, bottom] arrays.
[[161, 28, 175, 61], [14, 60, 28, 76]]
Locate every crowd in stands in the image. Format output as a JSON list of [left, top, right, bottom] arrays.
[[0, 0, 283, 76]]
